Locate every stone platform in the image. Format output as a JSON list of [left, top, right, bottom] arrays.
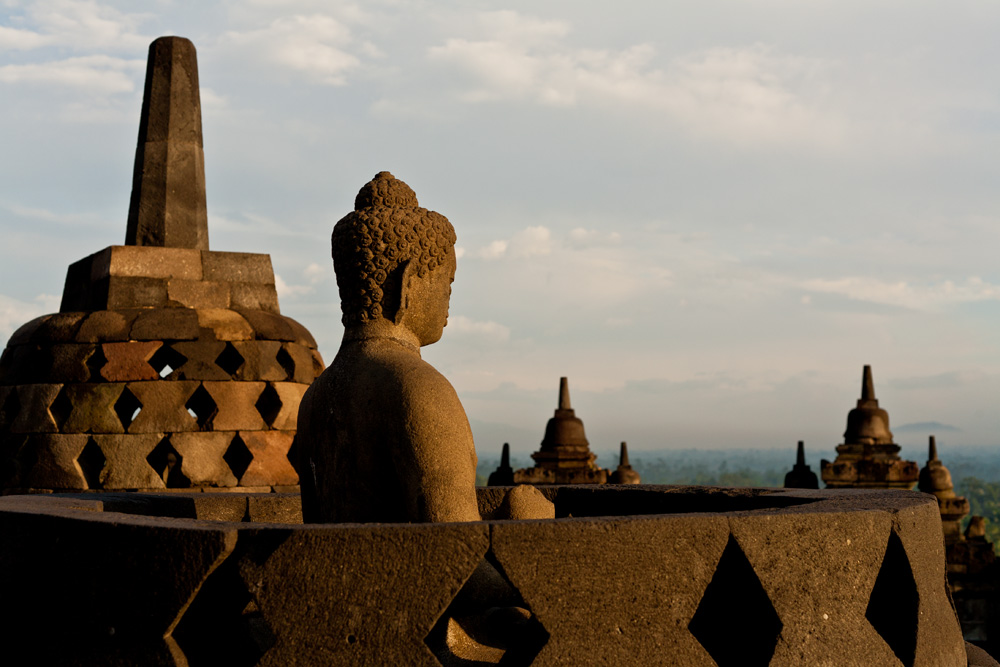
[[0, 485, 982, 666]]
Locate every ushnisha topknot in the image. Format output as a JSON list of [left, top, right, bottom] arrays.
[[332, 172, 457, 325]]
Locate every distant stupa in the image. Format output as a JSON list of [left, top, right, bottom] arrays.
[[506, 377, 608, 484], [783, 441, 818, 489], [608, 441, 640, 484], [820, 365, 918, 489]]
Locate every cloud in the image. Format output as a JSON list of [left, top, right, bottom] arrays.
[[217, 14, 366, 85], [446, 315, 511, 343], [0, 55, 143, 93], [471, 226, 552, 260], [802, 276, 1000, 310], [275, 262, 328, 297], [568, 227, 621, 249], [0, 0, 150, 52], [424, 11, 842, 147]]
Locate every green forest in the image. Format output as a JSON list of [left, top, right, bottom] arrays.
[[477, 446, 1000, 550]]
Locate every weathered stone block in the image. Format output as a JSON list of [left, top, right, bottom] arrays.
[[232, 340, 287, 381], [248, 494, 303, 523], [195, 308, 254, 341], [201, 382, 266, 431], [34, 312, 86, 343], [11, 384, 62, 433], [492, 514, 728, 665], [55, 383, 127, 434], [170, 431, 239, 487], [268, 382, 309, 430], [0, 499, 235, 665], [126, 381, 200, 433], [41, 344, 95, 384], [0, 344, 43, 385], [103, 245, 204, 280], [7, 315, 50, 346], [130, 308, 200, 341], [282, 343, 318, 384], [94, 433, 165, 489], [235, 522, 487, 665], [239, 431, 297, 486], [166, 279, 231, 309], [76, 310, 136, 342], [101, 341, 161, 381], [105, 276, 169, 309], [21, 433, 89, 489], [284, 316, 318, 349], [729, 510, 897, 664], [230, 282, 280, 313], [202, 251, 275, 284], [237, 310, 296, 341], [170, 341, 230, 381]]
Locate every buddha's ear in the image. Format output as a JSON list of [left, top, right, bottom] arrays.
[[393, 259, 417, 325]]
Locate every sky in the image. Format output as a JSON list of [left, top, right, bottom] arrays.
[[2, 1, 1000, 461]]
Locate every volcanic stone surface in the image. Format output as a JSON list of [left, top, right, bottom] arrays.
[[0, 485, 983, 666]]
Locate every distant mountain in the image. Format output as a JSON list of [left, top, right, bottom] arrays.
[[894, 421, 961, 433]]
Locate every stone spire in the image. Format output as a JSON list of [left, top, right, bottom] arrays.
[[487, 442, 515, 486], [0, 36, 324, 495], [514, 377, 607, 484], [125, 37, 209, 250], [784, 441, 818, 489], [820, 365, 918, 490], [608, 441, 640, 484], [918, 436, 970, 544]]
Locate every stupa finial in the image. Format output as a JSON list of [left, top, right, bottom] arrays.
[[558, 376, 571, 410], [796, 440, 806, 466], [861, 365, 875, 402], [125, 36, 209, 250], [929, 435, 938, 462], [619, 441, 631, 467], [501, 442, 511, 468]]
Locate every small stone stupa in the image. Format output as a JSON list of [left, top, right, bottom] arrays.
[[608, 441, 640, 484], [919, 435, 971, 543], [0, 37, 323, 493], [820, 365, 918, 489], [512, 377, 607, 484], [487, 442, 515, 486], [784, 440, 819, 489]]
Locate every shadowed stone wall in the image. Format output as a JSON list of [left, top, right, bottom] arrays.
[[0, 486, 974, 666]]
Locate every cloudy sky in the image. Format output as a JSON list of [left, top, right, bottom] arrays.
[[2, 0, 999, 461]]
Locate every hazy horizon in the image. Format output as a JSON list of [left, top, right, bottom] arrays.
[[2, 1, 999, 451]]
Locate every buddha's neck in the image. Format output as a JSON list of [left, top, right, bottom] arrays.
[[343, 321, 421, 353]]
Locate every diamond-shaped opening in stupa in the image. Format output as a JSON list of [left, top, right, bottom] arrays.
[[85, 346, 108, 381], [215, 342, 245, 377], [688, 535, 782, 667], [76, 437, 106, 490], [866, 531, 918, 665], [185, 384, 218, 430], [275, 346, 295, 381], [113, 387, 143, 431], [425, 551, 549, 666], [48, 385, 73, 432], [255, 384, 282, 427], [149, 344, 188, 379], [224, 434, 254, 483], [172, 551, 275, 666], [146, 436, 190, 488]]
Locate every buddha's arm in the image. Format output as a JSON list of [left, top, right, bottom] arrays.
[[403, 366, 481, 523]]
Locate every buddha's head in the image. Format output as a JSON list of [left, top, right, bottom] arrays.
[[332, 172, 457, 345]]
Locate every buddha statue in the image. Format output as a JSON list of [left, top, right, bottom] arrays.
[[297, 172, 479, 524]]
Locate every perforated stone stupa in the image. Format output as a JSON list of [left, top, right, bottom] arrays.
[[0, 37, 322, 494], [820, 365, 918, 489]]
